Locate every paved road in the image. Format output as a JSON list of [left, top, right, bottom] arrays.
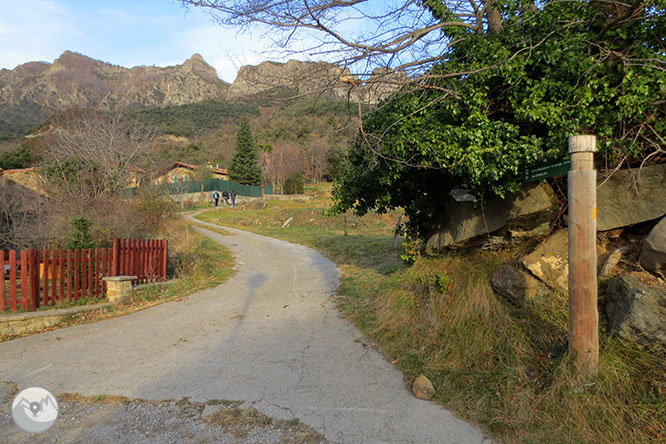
[[0, 218, 491, 444]]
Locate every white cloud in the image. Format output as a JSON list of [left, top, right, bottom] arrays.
[[0, 0, 340, 81], [0, 0, 83, 69]]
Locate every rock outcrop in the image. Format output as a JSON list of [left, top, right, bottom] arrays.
[[1, 51, 405, 137], [0, 52, 230, 135], [490, 264, 549, 305], [606, 273, 666, 347], [363, 68, 407, 104], [426, 182, 556, 254], [597, 163, 666, 231], [640, 216, 666, 277], [0, 51, 229, 111], [227, 59, 360, 102]]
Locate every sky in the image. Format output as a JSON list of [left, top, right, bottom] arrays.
[[0, 0, 291, 83]]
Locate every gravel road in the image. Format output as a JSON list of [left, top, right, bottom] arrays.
[[0, 218, 491, 443]]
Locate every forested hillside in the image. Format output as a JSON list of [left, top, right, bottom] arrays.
[[148, 96, 359, 185]]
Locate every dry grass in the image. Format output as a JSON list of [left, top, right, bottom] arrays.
[[205, 406, 326, 443], [345, 253, 665, 444], [195, 183, 665, 444]]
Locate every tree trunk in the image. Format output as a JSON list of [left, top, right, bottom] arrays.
[[486, 0, 504, 33]]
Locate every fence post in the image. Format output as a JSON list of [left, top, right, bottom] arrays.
[[9, 250, 17, 311], [20, 250, 29, 310], [29, 249, 39, 311], [111, 239, 119, 277], [161, 239, 168, 281], [567, 134, 598, 374], [0, 251, 4, 312]]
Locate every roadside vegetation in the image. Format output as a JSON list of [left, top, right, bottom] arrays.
[[0, 219, 234, 340], [195, 183, 665, 444]]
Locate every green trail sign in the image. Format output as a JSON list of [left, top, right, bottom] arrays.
[[523, 158, 571, 182]]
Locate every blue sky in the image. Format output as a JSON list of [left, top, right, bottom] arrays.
[[0, 0, 288, 82]]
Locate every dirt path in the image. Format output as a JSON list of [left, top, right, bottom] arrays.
[[0, 218, 491, 443]]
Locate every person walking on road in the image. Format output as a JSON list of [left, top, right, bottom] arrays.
[[231, 190, 237, 208], [222, 189, 230, 206], [212, 191, 220, 207]]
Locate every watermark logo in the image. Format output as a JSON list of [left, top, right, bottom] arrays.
[[11, 387, 59, 433]]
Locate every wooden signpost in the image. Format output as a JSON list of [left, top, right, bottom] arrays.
[[567, 135, 598, 373]]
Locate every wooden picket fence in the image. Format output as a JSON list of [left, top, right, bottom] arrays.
[[1, 238, 167, 312]]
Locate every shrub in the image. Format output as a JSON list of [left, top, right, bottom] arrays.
[[283, 173, 305, 194], [64, 217, 96, 249]]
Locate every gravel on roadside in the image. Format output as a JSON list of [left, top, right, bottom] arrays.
[[0, 382, 328, 444]]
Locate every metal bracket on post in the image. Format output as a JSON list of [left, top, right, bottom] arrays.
[[567, 135, 599, 373]]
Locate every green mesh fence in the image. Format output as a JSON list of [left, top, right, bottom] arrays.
[[203, 178, 273, 197], [125, 179, 273, 198]]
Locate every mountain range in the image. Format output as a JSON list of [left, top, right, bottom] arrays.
[[0, 51, 402, 139]]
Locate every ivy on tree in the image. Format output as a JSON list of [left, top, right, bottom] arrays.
[[330, 0, 665, 241], [228, 117, 262, 185]]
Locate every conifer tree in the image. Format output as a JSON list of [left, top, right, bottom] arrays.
[[228, 118, 261, 185]]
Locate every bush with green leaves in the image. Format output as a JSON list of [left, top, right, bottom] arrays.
[[0, 143, 32, 169], [283, 173, 305, 195], [331, 0, 665, 240], [64, 217, 96, 249]]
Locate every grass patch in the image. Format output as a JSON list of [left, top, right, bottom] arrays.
[[0, 220, 235, 342], [205, 405, 325, 443], [195, 183, 665, 444]]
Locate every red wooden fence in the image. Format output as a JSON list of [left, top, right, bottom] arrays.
[[1, 238, 167, 312]]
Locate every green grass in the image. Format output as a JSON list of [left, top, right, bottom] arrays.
[[194, 183, 665, 444]]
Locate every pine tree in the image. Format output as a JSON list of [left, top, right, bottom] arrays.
[[228, 118, 261, 185]]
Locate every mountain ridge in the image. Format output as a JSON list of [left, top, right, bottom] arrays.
[[0, 51, 401, 138]]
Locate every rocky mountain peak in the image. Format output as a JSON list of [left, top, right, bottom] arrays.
[[0, 51, 405, 138], [181, 53, 221, 84]]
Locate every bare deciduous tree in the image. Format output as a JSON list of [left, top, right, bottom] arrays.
[[191, 165, 214, 203], [302, 135, 330, 183], [0, 179, 53, 249], [180, 0, 509, 81], [42, 109, 155, 205], [262, 141, 304, 193]]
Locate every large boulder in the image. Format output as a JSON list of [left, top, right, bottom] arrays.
[[606, 273, 666, 347], [640, 217, 666, 277], [521, 230, 570, 292], [597, 163, 666, 231], [491, 264, 549, 305], [426, 182, 556, 254]]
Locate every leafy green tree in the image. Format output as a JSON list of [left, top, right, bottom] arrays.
[[330, 1, 665, 239], [228, 118, 262, 185], [183, 0, 664, 241], [325, 147, 349, 181]]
